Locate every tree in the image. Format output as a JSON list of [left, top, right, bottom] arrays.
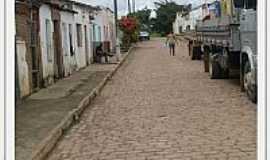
[[153, 0, 190, 36], [128, 7, 152, 32]]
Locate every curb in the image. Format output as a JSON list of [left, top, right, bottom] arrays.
[[32, 46, 135, 160]]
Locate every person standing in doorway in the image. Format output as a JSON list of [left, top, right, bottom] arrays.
[[166, 32, 178, 56]]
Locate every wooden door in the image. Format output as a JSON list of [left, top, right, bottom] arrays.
[[53, 20, 64, 79]]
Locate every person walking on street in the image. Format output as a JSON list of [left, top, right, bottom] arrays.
[[166, 32, 178, 56]]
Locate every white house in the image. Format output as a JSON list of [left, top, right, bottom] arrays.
[[173, 3, 211, 34], [90, 6, 116, 63], [173, 11, 192, 33], [72, 2, 94, 69], [39, 3, 55, 86], [38, 0, 101, 87], [60, 9, 76, 76], [16, 0, 117, 99], [173, 12, 185, 34], [92, 7, 115, 48]]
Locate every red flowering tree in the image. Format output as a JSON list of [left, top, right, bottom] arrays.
[[119, 16, 139, 50]]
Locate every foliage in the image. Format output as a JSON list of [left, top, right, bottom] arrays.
[[119, 16, 139, 50], [153, 0, 190, 36], [128, 7, 152, 32]]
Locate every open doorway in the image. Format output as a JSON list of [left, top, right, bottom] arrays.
[[84, 25, 89, 65]]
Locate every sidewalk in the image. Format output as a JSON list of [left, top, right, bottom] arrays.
[[15, 52, 132, 160]]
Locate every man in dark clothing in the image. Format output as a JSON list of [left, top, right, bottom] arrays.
[[96, 44, 109, 63]]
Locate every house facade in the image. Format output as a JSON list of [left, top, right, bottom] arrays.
[[92, 7, 115, 61], [173, 3, 211, 34], [16, 0, 43, 99], [72, 2, 94, 68], [39, 2, 55, 86], [15, 0, 115, 102], [59, 1, 77, 76]]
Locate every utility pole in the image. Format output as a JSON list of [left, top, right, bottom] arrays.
[[132, 0, 136, 13], [114, 0, 121, 61], [128, 0, 131, 14]]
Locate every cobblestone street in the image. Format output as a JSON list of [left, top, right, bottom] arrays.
[[47, 38, 256, 160]]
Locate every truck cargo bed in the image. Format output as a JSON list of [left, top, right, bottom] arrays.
[[196, 16, 241, 51]]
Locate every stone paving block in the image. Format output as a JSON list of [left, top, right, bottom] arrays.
[[46, 39, 256, 160]]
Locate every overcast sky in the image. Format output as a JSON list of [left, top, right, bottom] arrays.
[[76, 0, 209, 16]]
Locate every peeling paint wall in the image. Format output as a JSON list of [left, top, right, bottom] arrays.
[[39, 4, 55, 86], [16, 2, 42, 99], [15, 2, 117, 99], [73, 5, 92, 69], [92, 8, 116, 51], [16, 39, 31, 98], [60, 11, 77, 76]]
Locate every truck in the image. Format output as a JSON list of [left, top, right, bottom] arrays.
[[188, 0, 257, 103]]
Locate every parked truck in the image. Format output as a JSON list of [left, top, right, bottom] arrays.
[[188, 0, 257, 102]]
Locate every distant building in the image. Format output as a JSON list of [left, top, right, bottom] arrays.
[[173, 2, 216, 34]]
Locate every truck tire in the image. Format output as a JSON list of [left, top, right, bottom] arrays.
[[243, 61, 257, 103], [191, 46, 201, 60], [209, 55, 222, 79]]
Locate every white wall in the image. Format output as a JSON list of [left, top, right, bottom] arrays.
[[93, 8, 115, 50], [106, 10, 116, 49], [39, 4, 54, 85], [92, 11, 103, 42], [174, 6, 206, 33], [73, 5, 92, 69], [16, 39, 30, 98], [60, 11, 77, 76], [174, 12, 185, 33], [173, 22, 177, 34]]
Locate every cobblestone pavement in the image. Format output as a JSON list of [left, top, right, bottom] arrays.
[[47, 39, 256, 160]]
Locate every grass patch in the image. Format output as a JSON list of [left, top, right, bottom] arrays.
[[150, 32, 163, 37]]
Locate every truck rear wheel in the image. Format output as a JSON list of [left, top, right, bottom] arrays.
[[243, 61, 257, 103]]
